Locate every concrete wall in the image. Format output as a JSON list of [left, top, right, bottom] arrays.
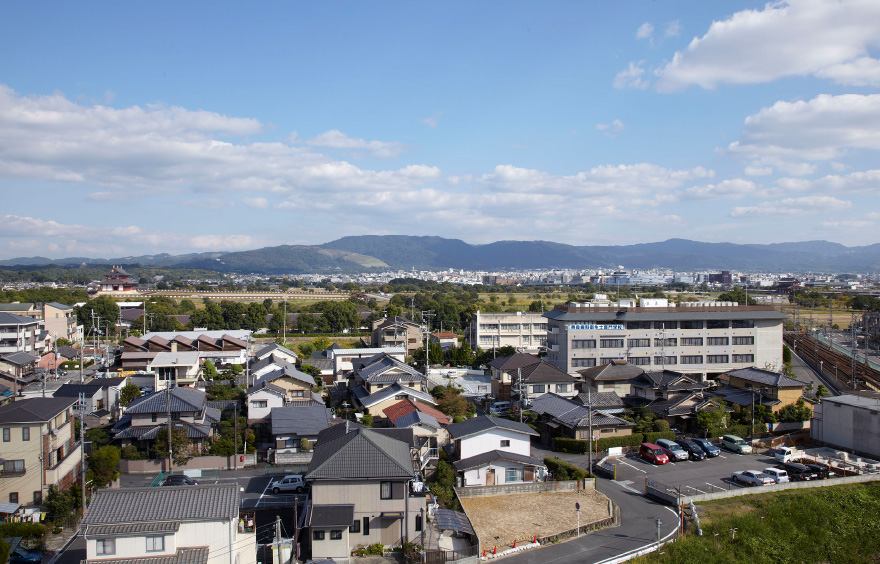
[[119, 454, 256, 474], [454, 479, 594, 498], [459, 429, 531, 459], [812, 400, 880, 460], [682, 473, 880, 504]]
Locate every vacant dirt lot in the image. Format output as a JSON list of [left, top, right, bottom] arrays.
[[459, 488, 610, 548]]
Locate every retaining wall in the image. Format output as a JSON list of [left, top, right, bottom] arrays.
[[454, 479, 593, 498], [683, 472, 880, 504], [119, 453, 257, 474]]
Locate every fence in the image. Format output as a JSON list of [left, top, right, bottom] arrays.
[[120, 454, 256, 474], [454, 479, 594, 498], [681, 471, 880, 504], [423, 545, 481, 564]]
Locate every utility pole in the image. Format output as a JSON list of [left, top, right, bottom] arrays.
[[79, 347, 84, 384], [79, 393, 88, 515], [282, 301, 287, 344], [166, 384, 173, 474], [587, 391, 593, 475], [517, 368, 523, 424], [234, 402, 239, 470]]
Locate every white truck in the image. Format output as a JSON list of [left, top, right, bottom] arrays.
[[773, 446, 801, 463], [731, 470, 775, 487]]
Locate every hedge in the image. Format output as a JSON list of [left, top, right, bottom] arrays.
[[553, 438, 589, 453], [596, 433, 646, 451], [60, 359, 93, 369], [544, 457, 588, 481], [644, 431, 676, 444]]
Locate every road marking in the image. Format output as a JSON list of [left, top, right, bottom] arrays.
[[256, 478, 273, 507], [682, 485, 706, 494], [705, 482, 725, 492], [619, 460, 648, 473], [612, 480, 641, 493]]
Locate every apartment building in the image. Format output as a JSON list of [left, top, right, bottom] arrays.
[[42, 302, 81, 344], [0, 397, 83, 507], [465, 311, 547, 353], [0, 313, 42, 356], [544, 298, 785, 381]]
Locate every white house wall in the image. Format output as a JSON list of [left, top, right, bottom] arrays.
[[459, 428, 531, 459]]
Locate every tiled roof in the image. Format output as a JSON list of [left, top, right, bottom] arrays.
[[530, 393, 632, 428], [83, 548, 209, 564], [45, 302, 73, 310], [301, 358, 333, 371], [487, 353, 541, 371], [0, 397, 76, 423], [0, 312, 39, 326], [520, 360, 577, 384], [445, 415, 538, 440], [1, 352, 39, 366], [0, 303, 35, 312], [256, 343, 297, 359], [360, 384, 435, 408], [83, 521, 181, 537], [270, 406, 333, 436], [713, 385, 783, 407], [246, 382, 286, 397], [358, 355, 425, 383], [577, 361, 645, 382], [383, 398, 451, 426], [575, 392, 624, 409], [82, 484, 240, 524], [309, 504, 355, 527], [631, 370, 707, 391], [392, 410, 440, 430], [56, 345, 80, 359], [646, 392, 717, 417], [723, 367, 804, 388], [114, 420, 213, 440], [453, 450, 543, 471], [125, 387, 206, 415], [306, 427, 414, 480], [255, 364, 315, 388], [54, 384, 105, 398]]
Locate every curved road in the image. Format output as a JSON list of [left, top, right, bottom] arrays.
[[500, 478, 680, 564]]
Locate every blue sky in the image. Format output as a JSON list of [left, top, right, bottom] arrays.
[[1, 1, 879, 259]]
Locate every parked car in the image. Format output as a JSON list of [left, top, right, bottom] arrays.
[[655, 439, 689, 462], [489, 401, 511, 415], [777, 462, 818, 481], [691, 438, 721, 457], [639, 442, 670, 465], [806, 463, 831, 479], [731, 470, 774, 487], [762, 468, 790, 484], [8, 543, 42, 564], [675, 439, 707, 461], [162, 475, 199, 486], [721, 435, 753, 454], [271, 474, 307, 494]]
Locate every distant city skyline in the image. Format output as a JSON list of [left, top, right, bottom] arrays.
[[1, 1, 879, 259]]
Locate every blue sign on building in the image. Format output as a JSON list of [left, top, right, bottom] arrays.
[[568, 323, 624, 331]]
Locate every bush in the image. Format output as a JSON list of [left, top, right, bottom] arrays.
[[553, 438, 589, 453], [0, 522, 46, 546], [596, 433, 645, 451], [644, 431, 676, 444], [544, 457, 587, 481], [120, 445, 144, 460]]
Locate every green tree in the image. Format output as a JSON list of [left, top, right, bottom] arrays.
[[153, 428, 192, 467], [76, 296, 120, 335], [716, 287, 757, 305], [119, 383, 142, 407], [782, 344, 792, 364], [362, 413, 374, 428], [777, 399, 813, 422], [299, 438, 310, 452], [202, 360, 219, 379], [44, 485, 74, 524], [695, 401, 727, 435], [88, 445, 121, 488], [300, 364, 322, 378], [433, 387, 469, 418], [816, 384, 830, 398]]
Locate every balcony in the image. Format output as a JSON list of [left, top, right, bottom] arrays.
[[0, 468, 26, 478], [548, 344, 559, 352]]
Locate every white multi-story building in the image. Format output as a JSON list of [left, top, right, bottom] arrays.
[[544, 298, 785, 381], [466, 311, 547, 353]]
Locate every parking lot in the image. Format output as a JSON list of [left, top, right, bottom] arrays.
[[605, 447, 813, 496]]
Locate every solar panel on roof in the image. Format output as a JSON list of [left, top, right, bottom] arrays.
[[434, 508, 475, 535]]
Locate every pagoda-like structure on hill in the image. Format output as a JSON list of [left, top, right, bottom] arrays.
[[98, 266, 137, 295]]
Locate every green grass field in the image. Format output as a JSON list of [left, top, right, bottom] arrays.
[[635, 483, 880, 564]]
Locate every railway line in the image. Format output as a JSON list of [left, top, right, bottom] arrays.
[[784, 331, 880, 392]]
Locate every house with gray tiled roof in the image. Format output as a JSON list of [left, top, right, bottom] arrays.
[[487, 353, 576, 401], [81, 484, 255, 564], [530, 393, 633, 444], [353, 383, 436, 417], [270, 405, 333, 453], [444, 415, 545, 487], [349, 353, 428, 394], [305, 424, 426, 560], [578, 360, 646, 396], [627, 370, 708, 404], [112, 388, 219, 454], [715, 367, 807, 414]]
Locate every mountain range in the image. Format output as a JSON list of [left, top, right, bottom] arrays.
[[1, 236, 879, 274]]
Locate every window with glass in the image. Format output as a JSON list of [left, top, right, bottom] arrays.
[[349, 520, 360, 533], [3, 460, 25, 474], [733, 354, 755, 363], [654, 356, 677, 365], [363, 517, 370, 535], [531, 385, 545, 394], [654, 321, 677, 330], [556, 384, 569, 393], [146, 536, 164, 552], [330, 530, 343, 540], [415, 515, 423, 532], [252, 401, 268, 408], [8, 493, 17, 504], [312, 531, 325, 541], [627, 321, 652, 330], [627, 338, 650, 348], [707, 355, 729, 364], [627, 357, 651, 366], [505, 468, 522, 483], [2, 428, 8, 442], [681, 337, 703, 346], [680, 321, 704, 330], [600, 357, 622, 365], [572, 358, 597, 368], [707, 320, 730, 329], [501, 324, 520, 331], [572, 339, 596, 349], [707, 337, 729, 346], [96, 539, 116, 555], [733, 336, 754, 345], [21, 427, 29, 441], [732, 320, 755, 329], [680, 355, 703, 364], [654, 338, 677, 347], [380, 481, 392, 499], [600, 339, 625, 348]]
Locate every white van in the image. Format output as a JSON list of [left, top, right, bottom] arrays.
[[489, 401, 511, 415]]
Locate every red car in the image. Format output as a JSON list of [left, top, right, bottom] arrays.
[[640, 442, 669, 465]]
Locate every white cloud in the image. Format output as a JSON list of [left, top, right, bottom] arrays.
[[744, 164, 773, 176], [653, 0, 880, 91], [242, 197, 269, 209], [595, 119, 625, 137], [421, 111, 442, 128], [0, 85, 431, 200], [730, 195, 851, 217], [636, 22, 654, 40], [664, 20, 682, 38], [820, 220, 874, 229], [686, 179, 757, 200], [305, 129, 405, 158], [726, 94, 880, 171], [613, 61, 649, 89]]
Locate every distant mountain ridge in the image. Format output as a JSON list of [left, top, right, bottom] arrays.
[[1, 236, 879, 273]]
